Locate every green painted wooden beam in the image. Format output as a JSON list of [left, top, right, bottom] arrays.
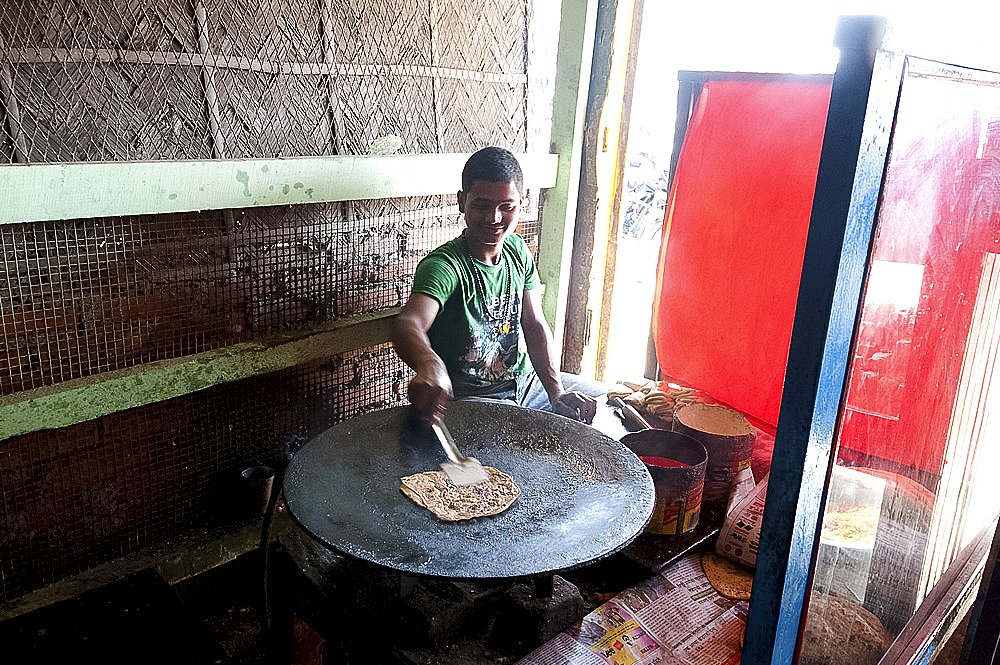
[[0, 153, 559, 224], [0, 311, 397, 440], [0, 151, 560, 440], [538, 0, 599, 339]]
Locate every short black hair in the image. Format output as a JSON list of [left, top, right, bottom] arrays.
[[461, 146, 524, 194]]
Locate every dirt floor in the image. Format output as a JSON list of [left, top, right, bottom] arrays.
[[174, 554, 271, 665], [179, 552, 974, 665], [175, 545, 656, 665]]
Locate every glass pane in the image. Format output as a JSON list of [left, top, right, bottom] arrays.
[[802, 60, 1000, 663]]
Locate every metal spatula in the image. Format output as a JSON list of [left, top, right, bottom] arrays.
[[431, 420, 489, 486]]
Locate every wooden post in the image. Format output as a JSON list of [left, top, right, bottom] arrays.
[[540, 0, 599, 340], [193, 0, 226, 160]]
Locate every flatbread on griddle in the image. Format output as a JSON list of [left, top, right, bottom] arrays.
[[400, 466, 520, 521], [702, 552, 754, 600]]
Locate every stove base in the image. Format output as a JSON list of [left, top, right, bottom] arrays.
[[270, 531, 589, 664], [490, 575, 584, 650]]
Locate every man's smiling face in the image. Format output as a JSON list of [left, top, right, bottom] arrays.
[[458, 180, 523, 260]]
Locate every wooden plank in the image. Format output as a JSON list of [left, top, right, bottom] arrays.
[[194, 0, 226, 160], [0, 34, 26, 163], [0, 311, 397, 440], [879, 516, 997, 664], [560, 0, 617, 374], [8, 47, 527, 83], [595, 0, 645, 382], [541, 0, 598, 334], [0, 152, 558, 224], [962, 517, 1000, 665]]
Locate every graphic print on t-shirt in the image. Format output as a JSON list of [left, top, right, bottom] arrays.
[[459, 290, 521, 383]]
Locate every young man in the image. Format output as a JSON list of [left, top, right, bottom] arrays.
[[392, 147, 602, 425]]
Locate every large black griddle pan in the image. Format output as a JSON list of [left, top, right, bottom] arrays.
[[283, 400, 655, 579]]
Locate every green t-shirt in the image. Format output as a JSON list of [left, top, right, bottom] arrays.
[[411, 233, 542, 397]]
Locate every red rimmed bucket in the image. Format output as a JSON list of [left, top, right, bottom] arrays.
[[622, 430, 707, 535]]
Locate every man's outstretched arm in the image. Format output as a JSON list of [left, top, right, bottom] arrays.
[[392, 293, 451, 424]]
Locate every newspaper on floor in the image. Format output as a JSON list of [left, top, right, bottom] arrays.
[[517, 552, 746, 665]]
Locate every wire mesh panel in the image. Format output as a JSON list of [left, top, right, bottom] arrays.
[[199, 0, 333, 157], [0, 203, 542, 395], [1, 0, 536, 392], [0, 200, 466, 394], [435, 0, 527, 72], [0, 347, 407, 602], [331, 73, 439, 155], [438, 77, 528, 150]]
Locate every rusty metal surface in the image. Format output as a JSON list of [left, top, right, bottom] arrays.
[[283, 400, 655, 579]]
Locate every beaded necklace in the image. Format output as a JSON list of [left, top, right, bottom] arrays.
[[462, 235, 514, 333]]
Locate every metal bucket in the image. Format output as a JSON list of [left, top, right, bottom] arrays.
[[672, 403, 755, 525], [622, 430, 707, 535], [241, 464, 275, 517]]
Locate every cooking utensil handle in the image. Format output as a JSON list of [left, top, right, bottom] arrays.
[[432, 422, 465, 463], [609, 396, 654, 431]]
